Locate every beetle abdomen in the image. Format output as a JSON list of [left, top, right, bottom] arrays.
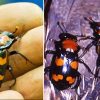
[[51, 72, 77, 90], [50, 55, 78, 90]]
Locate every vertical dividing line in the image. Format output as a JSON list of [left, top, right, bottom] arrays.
[[44, 0, 53, 51], [44, 0, 52, 33]]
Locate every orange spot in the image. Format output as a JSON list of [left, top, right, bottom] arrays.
[[70, 61, 78, 70], [55, 58, 63, 66], [62, 39, 78, 51], [58, 74, 63, 80], [52, 74, 58, 82], [52, 74, 64, 81], [66, 76, 75, 84], [0, 75, 4, 80]]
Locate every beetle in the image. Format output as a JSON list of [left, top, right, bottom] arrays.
[[79, 17, 100, 91], [0, 27, 34, 88], [45, 22, 94, 91]]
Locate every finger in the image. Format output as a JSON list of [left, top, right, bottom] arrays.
[[0, 66, 43, 100], [0, 90, 24, 99], [5, 26, 43, 80], [0, 2, 43, 35]]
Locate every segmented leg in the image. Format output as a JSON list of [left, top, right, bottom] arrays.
[[7, 65, 16, 89], [77, 35, 94, 41], [79, 41, 95, 58], [13, 26, 19, 33], [9, 51, 34, 65], [78, 59, 94, 75]]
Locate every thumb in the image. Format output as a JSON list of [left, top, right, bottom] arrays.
[[0, 90, 24, 99]]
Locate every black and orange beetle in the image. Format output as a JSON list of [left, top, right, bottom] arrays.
[[45, 22, 94, 91], [79, 17, 100, 91], [0, 28, 34, 88]]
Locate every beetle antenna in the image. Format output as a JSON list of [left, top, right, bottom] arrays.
[[61, 22, 68, 33], [13, 26, 19, 33], [84, 17, 94, 23], [57, 22, 65, 33]]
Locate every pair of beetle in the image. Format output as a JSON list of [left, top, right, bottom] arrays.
[[45, 17, 100, 91]]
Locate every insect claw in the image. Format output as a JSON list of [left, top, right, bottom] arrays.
[[13, 26, 19, 33]]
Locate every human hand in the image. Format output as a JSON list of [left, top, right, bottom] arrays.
[[0, 2, 43, 100]]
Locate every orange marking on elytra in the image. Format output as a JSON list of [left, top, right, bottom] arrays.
[[52, 74, 58, 82], [62, 39, 78, 51], [58, 74, 63, 80], [55, 58, 64, 66], [70, 61, 78, 70], [66, 76, 75, 84], [52, 74, 64, 81]]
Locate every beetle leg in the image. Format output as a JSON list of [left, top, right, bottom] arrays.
[[9, 51, 35, 66], [79, 41, 95, 58], [7, 65, 16, 89], [13, 26, 19, 34], [45, 50, 56, 58], [78, 59, 94, 75], [95, 54, 100, 77], [77, 36, 94, 41]]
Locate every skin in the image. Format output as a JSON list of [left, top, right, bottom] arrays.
[[0, 90, 24, 99], [0, 66, 43, 99], [0, 2, 43, 35], [4, 26, 43, 80], [0, 3, 43, 100]]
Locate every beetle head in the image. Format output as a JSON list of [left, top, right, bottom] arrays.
[[59, 33, 77, 41]]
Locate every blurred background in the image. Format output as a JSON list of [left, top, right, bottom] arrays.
[[0, 0, 43, 9]]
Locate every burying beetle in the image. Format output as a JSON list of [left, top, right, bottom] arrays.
[[79, 17, 100, 91], [0, 27, 34, 88], [44, 22, 94, 92]]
